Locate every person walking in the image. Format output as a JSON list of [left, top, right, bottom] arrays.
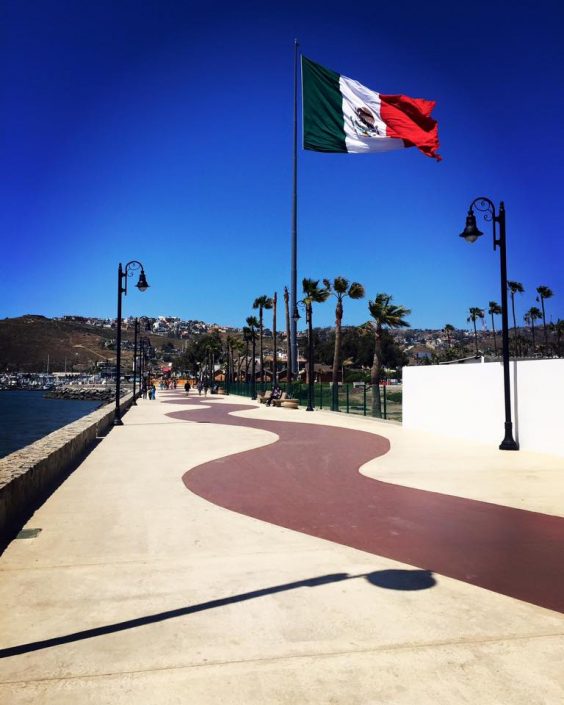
[[184, 380, 191, 395]]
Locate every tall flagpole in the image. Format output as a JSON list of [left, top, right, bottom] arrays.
[[290, 38, 299, 379]]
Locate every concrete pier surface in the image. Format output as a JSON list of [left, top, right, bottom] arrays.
[[1, 391, 563, 704]]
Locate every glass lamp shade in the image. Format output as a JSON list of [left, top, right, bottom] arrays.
[[459, 210, 483, 244], [136, 270, 149, 292]]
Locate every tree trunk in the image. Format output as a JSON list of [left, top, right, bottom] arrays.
[[510, 293, 519, 356], [251, 337, 257, 399], [491, 314, 497, 355], [473, 319, 478, 355], [531, 319, 536, 348], [272, 292, 277, 386], [284, 287, 292, 383], [370, 326, 382, 418], [259, 308, 264, 384], [331, 300, 343, 410], [540, 297, 547, 347]]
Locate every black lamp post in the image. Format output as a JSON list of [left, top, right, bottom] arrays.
[[139, 339, 144, 395], [114, 261, 149, 425], [132, 318, 139, 405], [459, 198, 518, 450]]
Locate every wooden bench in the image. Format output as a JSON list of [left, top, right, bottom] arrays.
[[258, 390, 272, 404]]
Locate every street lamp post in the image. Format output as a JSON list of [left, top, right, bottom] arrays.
[[459, 198, 518, 450], [139, 339, 144, 395], [141, 338, 148, 395], [114, 261, 149, 425], [132, 318, 139, 405]]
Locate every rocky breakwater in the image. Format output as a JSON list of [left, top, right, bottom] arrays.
[[45, 385, 116, 403]]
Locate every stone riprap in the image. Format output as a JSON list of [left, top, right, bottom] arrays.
[[44, 385, 117, 402], [0, 393, 134, 539]]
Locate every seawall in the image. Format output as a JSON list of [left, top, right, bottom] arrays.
[[0, 393, 134, 543]]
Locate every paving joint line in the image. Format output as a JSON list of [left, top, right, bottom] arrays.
[[2, 631, 563, 686]]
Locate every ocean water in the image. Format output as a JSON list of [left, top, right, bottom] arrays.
[[0, 390, 101, 459]]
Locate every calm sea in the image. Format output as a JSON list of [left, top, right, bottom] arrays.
[[0, 390, 101, 459]]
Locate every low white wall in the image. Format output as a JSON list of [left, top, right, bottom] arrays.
[[403, 359, 564, 457]]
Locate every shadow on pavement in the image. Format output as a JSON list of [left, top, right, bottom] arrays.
[[0, 569, 434, 658]]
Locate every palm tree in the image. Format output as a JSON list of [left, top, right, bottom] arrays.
[[524, 306, 542, 351], [224, 334, 236, 385], [200, 334, 222, 389], [242, 326, 252, 380], [507, 281, 524, 354], [253, 295, 273, 386], [536, 285, 554, 349], [245, 316, 260, 399], [301, 278, 330, 408], [467, 307, 485, 355], [487, 301, 502, 356], [367, 293, 411, 418], [552, 319, 564, 356], [443, 324, 455, 349], [323, 277, 365, 410], [231, 337, 245, 382]]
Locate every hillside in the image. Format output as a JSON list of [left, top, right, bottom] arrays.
[[0, 316, 181, 373]]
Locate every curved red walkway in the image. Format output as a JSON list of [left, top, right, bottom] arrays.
[[166, 395, 564, 613]]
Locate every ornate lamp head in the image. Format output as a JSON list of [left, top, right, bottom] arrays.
[[459, 209, 483, 244]]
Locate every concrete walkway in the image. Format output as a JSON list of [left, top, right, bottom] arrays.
[[1, 391, 563, 704]]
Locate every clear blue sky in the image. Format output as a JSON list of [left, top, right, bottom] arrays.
[[2, 0, 563, 331]]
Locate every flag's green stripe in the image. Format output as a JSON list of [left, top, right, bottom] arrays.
[[302, 56, 346, 153]]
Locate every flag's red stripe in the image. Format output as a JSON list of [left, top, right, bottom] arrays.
[[380, 94, 441, 161]]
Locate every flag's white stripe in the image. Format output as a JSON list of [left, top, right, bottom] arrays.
[[339, 75, 405, 153]]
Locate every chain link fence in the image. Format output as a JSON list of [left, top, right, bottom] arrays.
[[225, 381, 402, 421]]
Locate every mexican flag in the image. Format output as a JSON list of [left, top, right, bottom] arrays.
[[302, 56, 441, 161]]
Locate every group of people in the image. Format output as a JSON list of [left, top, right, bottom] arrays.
[[183, 380, 211, 396], [141, 378, 222, 399], [196, 381, 210, 396]]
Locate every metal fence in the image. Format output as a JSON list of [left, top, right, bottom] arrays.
[[224, 381, 402, 421]]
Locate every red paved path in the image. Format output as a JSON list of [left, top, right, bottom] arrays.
[[166, 395, 564, 613]]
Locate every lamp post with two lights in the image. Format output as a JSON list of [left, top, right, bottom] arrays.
[[114, 261, 149, 425]]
